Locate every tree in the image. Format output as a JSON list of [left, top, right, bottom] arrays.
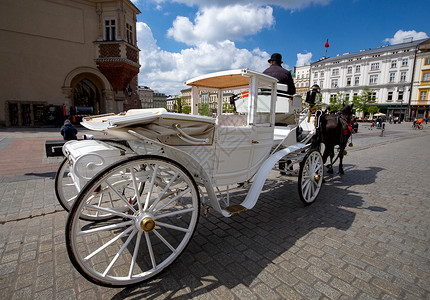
[[352, 88, 377, 117], [182, 105, 191, 114], [328, 92, 350, 113], [175, 96, 182, 113], [198, 103, 211, 116], [222, 102, 235, 114]]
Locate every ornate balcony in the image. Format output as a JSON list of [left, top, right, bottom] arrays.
[[94, 41, 140, 90]]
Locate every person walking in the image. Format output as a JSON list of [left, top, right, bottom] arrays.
[[60, 119, 78, 140]]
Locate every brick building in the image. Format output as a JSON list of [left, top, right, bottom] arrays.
[[0, 0, 141, 127]]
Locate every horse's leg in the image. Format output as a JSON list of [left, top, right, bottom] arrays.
[[338, 145, 345, 175], [324, 147, 334, 174]]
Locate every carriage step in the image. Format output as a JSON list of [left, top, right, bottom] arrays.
[[224, 204, 247, 214]]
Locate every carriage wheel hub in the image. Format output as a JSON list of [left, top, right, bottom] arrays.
[[141, 217, 155, 232], [314, 174, 321, 182]]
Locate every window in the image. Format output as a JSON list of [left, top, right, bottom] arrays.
[[398, 91, 403, 101], [402, 58, 408, 67], [368, 92, 376, 101], [345, 94, 350, 102], [388, 91, 393, 101], [389, 73, 396, 83], [371, 63, 379, 71], [419, 90, 427, 101], [391, 60, 397, 68], [422, 72, 430, 82], [346, 77, 351, 86], [126, 23, 134, 44], [332, 68, 339, 76], [355, 65, 361, 73], [321, 71, 324, 77], [105, 19, 116, 41], [369, 75, 378, 84], [331, 79, 338, 88], [400, 71, 407, 82], [354, 76, 360, 86], [425, 57, 430, 65], [314, 72, 318, 78], [347, 66, 352, 74]]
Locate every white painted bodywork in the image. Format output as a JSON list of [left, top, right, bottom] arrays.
[[74, 69, 316, 216]]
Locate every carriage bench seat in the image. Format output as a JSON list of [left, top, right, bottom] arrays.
[[45, 138, 128, 157]]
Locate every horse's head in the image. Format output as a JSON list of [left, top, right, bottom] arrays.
[[340, 104, 354, 121]]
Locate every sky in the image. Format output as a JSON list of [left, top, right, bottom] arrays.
[[131, 0, 429, 96]]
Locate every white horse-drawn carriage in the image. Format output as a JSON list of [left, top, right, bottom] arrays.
[[57, 69, 323, 286]]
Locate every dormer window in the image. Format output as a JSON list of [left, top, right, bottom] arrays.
[[105, 19, 116, 41]]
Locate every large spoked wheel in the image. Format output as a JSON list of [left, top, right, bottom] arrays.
[[66, 155, 200, 287], [298, 149, 324, 205], [55, 141, 137, 221], [55, 157, 79, 212]]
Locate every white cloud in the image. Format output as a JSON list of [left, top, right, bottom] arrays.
[[154, 0, 331, 10], [137, 22, 270, 95], [384, 30, 428, 45], [296, 52, 312, 67], [167, 5, 274, 45]]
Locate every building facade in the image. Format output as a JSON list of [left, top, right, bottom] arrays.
[[180, 88, 192, 108], [138, 86, 154, 108], [1, 0, 141, 127], [166, 96, 176, 111], [410, 39, 430, 119], [310, 39, 428, 120], [293, 65, 310, 99], [153, 92, 168, 109]]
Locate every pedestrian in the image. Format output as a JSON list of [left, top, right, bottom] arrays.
[[60, 119, 78, 140], [263, 53, 296, 95]]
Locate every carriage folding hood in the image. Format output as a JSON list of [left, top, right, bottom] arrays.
[[185, 68, 278, 126]]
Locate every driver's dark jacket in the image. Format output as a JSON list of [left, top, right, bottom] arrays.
[[263, 64, 296, 95]]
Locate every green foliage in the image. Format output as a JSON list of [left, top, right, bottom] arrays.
[[175, 96, 182, 113], [222, 102, 235, 114], [328, 92, 350, 113], [182, 105, 191, 114], [352, 88, 377, 116], [367, 105, 379, 115], [198, 103, 211, 116]]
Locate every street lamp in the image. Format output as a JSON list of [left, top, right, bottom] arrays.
[[398, 87, 404, 123]]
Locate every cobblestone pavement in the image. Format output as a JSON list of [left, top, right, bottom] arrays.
[[0, 123, 429, 299]]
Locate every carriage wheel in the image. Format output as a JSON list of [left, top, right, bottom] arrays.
[[55, 156, 144, 221], [298, 149, 323, 205], [66, 155, 200, 287], [55, 157, 79, 212]]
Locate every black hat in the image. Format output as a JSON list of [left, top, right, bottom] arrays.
[[268, 53, 283, 63]]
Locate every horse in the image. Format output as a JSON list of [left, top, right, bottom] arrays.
[[311, 104, 354, 175]]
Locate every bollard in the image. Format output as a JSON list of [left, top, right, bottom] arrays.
[[380, 123, 385, 137]]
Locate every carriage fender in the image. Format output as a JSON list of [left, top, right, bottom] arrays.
[[238, 143, 307, 211]]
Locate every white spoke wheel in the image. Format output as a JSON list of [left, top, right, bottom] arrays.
[[55, 142, 138, 221], [298, 149, 323, 205], [55, 157, 79, 212], [66, 155, 200, 287]]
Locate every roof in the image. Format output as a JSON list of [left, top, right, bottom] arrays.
[[185, 69, 278, 89], [314, 38, 429, 65]]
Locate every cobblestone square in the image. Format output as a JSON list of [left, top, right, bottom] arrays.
[[0, 123, 429, 299]]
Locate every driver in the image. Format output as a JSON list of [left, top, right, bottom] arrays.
[[263, 53, 296, 95]]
